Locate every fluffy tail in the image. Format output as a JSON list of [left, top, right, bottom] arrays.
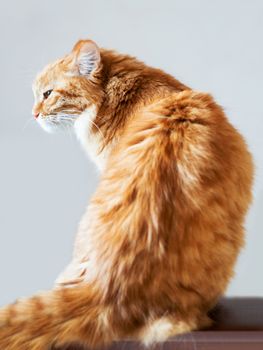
[[0, 284, 119, 350]]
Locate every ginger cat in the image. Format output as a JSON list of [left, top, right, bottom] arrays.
[[0, 40, 254, 349]]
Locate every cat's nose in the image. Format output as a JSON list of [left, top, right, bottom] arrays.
[[34, 112, 40, 119]]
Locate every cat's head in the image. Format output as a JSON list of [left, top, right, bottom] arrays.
[[32, 40, 103, 133]]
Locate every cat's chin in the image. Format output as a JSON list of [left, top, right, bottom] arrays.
[[37, 117, 74, 134]]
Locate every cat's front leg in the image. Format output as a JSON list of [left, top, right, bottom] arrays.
[[54, 213, 93, 288]]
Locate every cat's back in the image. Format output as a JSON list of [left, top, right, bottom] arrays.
[[128, 89, 254, 215]]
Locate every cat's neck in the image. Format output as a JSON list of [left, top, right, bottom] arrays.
[[74, 49, 189, 170], [74, 105, 111, 171], [96, 49, 188, 140]]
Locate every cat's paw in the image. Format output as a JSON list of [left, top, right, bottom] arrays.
[[139, 316, 197, 346]]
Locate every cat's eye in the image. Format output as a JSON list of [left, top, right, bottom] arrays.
[[43, 89, 53, 100]]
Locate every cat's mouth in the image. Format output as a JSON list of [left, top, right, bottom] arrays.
[[37, 113, 78, 133]]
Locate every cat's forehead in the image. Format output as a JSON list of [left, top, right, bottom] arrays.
[[33, 58, 65, 92]]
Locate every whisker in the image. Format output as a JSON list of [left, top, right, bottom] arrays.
[[21, 117, 35, 132], [66, 124, 74, 142], [88, 119, 106, 148], [59, 117, 76, 122]]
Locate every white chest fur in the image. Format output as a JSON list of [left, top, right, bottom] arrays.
[[74, 106, 109, 170]]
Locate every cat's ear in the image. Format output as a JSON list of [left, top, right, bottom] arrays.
[[71, 40, 101, 77]]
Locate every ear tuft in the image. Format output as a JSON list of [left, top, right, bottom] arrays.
[[73, 40, 100, 77]]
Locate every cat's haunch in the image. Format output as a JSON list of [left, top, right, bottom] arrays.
[[0, 39, 254, 349]]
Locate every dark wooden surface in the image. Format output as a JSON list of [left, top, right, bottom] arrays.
[[54, 298, 263, 350]]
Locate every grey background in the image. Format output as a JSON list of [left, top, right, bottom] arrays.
[[0, 0, 262, 306]]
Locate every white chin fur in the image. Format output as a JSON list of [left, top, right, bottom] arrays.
[[37, 115, 75, 133]]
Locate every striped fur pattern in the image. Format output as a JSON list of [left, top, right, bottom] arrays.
[[0, 40, 254, 349]]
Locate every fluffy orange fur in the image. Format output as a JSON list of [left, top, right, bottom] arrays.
[[0, 40, 254, 349]]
